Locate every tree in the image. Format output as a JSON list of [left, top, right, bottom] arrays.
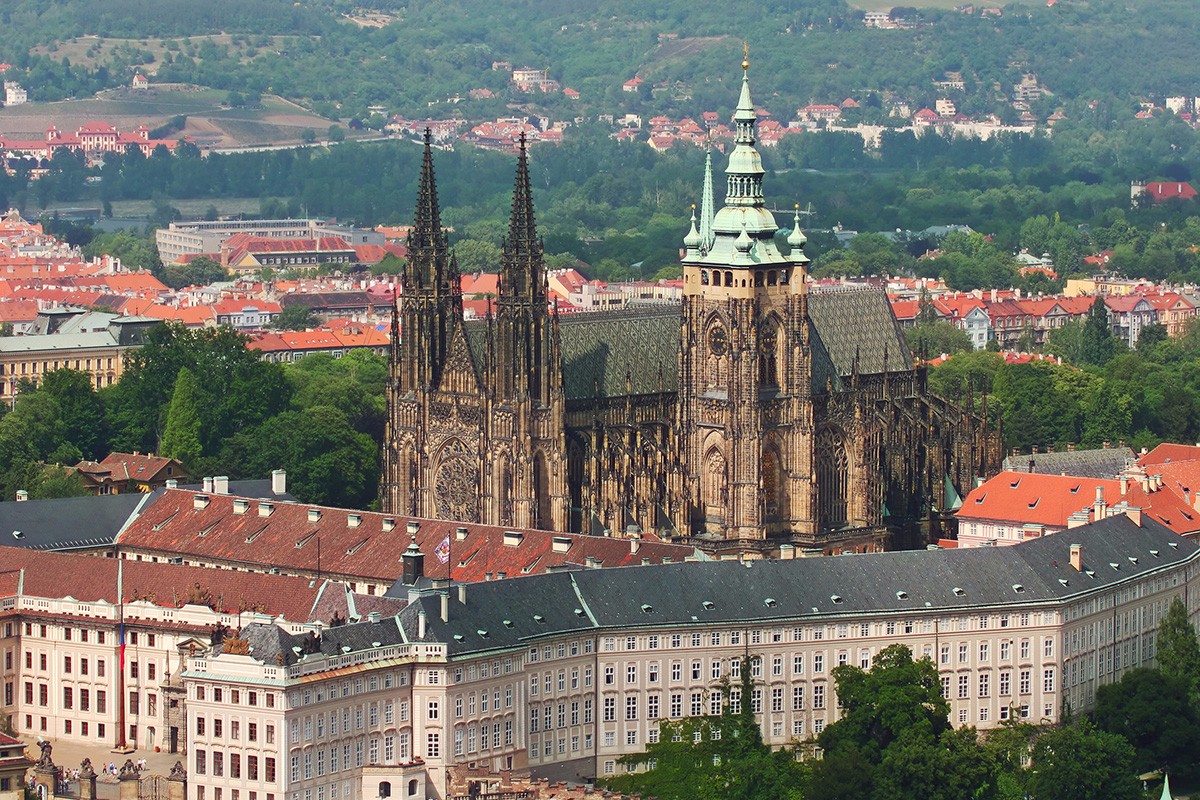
[[1093, 667, 1200, 784], [39, 368, 105, 461], [813, 644, 998, 800], [1027, 719, 1139, 800], [906, 321, 973, 358], [160, 367, 202, 466], [1137, 322, 1168, 352], [27, 464, 89, 499], [162, 255, 228, 289], [220, 406, 377, 508], [104, 323, 291, 458], [271, 304, 318, 331], [604, 657, 807, 800], [1080, 297, 1118, 366], [451, 238, 502, 274], [1156, 597, 1200, 689]]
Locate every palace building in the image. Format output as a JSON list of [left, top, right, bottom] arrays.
[[380, 60, 1000, 554]]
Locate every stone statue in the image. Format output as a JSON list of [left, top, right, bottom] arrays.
[[36, 740, 53, 768], [79, 759, 96, 780], [119, 760, 138, 779], [168, 762, 187, 781]]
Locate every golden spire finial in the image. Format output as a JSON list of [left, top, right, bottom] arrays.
[[742, 42, 750, 71]]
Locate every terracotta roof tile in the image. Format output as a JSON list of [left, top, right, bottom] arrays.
[[117, 490, 702, 584]]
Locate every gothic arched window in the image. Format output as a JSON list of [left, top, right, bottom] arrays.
[[816, 427, 849, 530]]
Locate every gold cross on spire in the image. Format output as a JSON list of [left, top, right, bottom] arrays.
[[742, 42, 750, 70]]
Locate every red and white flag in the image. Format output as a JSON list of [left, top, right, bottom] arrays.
[[434, 534, 451, 564]]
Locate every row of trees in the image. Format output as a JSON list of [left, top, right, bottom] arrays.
[[605, 599, 1200, 800], [0, 325, 382, 508]]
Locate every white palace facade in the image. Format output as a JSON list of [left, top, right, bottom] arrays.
[[180, 513, 1200, 800]]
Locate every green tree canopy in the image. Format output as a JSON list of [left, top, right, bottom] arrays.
[[1027, 719, 1140, 800], [159, 366, 202, 466], [1093, 667, 1200, 784]]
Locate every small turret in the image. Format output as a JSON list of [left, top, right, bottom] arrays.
[[788, 205, 809, 265], [683, 205, 703, 258]]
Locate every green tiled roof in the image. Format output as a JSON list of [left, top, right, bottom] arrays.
[[465, 307, 680, 401], [558, 307, 680, 400], [808, 289, 911, 377]]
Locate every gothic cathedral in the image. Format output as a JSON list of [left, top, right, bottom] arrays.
[[381, 62, 1001, 555]]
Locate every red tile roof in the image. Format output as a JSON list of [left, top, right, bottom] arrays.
[[0, 545, 328, 624], [1140, 443, 1200, 466], [958, 470, 1200, 536], [76, 451, 182, 482], [117, 490, 702, 584]]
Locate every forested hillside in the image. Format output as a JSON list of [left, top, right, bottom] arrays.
[[1, 0, 1197, 122]]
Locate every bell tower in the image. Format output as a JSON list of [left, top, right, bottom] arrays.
[[678, 54, 815, 542]]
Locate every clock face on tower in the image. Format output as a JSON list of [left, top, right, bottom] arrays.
[[759, 326, 777, 356], [708, 325, 729, 356]]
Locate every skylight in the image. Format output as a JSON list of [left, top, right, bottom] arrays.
[[1012, 584, 1025, 593], [641, 604, 654, 614], [952, 587, 966, 597], [830, 594, 843, 604], [896, 591, 909, 600], [702, 600, 716, 610], [764, 598, 778, 608]]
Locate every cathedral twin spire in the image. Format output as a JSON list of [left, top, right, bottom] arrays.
[[500, 134, 546, 303]]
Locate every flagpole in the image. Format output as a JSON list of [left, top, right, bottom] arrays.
[[115, 559, 127, 752]]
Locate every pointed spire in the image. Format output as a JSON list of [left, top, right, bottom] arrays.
[[410, 129, 445, 259], [700, 144, 715, 250], [502, 133, 543, 299], [735, 44, 755, 128]]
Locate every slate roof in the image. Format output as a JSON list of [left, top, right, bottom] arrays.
[[1004, 447, 1135, 479], [0, 491, 154, 550], [557, 307, 680, 400], [465, 307, 681, 401], [335, 514, 1196, 658], [807, 288, 912, 377]]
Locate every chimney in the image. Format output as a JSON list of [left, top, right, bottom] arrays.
[[202, 477, 214, 493], [165, 479, 178, 489], [367, 611, 381, 624], [1067, 442, 1075, 452], [1031, 445, 1039, 455], [1093, 486, 1106, 520], [1046, 444, 1055, 454], [258, 502, 274, 517], [418, 609, 426, 639], [457, 584, 467, 605], [1120, 476, 1129, 496], [213, 476, 229, 494], [1193, 490, 1200, 513], [1069, 543, 1082, 571], [1067, 511, 1089, 529], [1102, 440, 1111, 449], [348, 513, 362, 529], [779, 544, 795, 560], [629, 533, 641, 555], [440, 593, 449, 623], [1126, 506, 1143, 526], [14, 490, 27, 502], [407, 520, 420, 536], [401, 536, 425, 585], [271, 469, 287, 495], [233, 499, 250, 515], [1141, 477, 1151, 493], [194, 494, 210, 510]]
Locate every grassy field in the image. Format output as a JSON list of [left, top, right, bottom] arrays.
[[0, 85, 341, 148]]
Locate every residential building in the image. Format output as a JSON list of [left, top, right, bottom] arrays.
[[222, 235, 358, 276], [75, 452, 191, 495], [156, 220, 383, 266], [183, 515, 1198, 800], [1132, 181, 1198, 206], [2, 83, 26, 107], [1104, 295, 1157, 347], [248, 326, 389, 363], [213, 299, 282, 329], [0, 315, 156, 403], [955, 469, 1200, 547]]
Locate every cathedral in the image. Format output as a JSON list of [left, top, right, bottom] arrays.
[[380, 60, 1001, 555]]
